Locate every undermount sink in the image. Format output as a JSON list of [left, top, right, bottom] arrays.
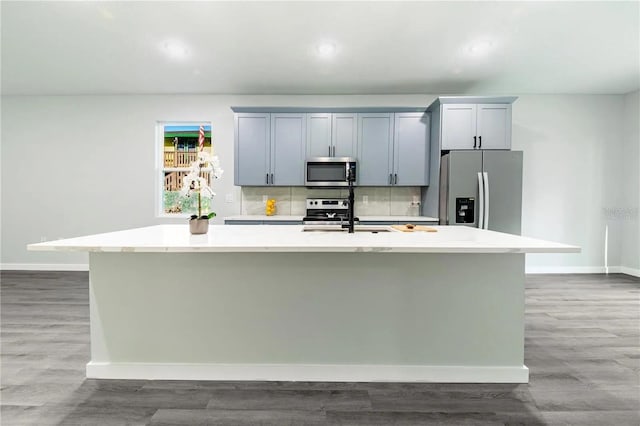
[[302, 225, 394, 233]]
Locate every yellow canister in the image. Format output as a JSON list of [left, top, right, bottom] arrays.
[[265, 198, 276, 216]]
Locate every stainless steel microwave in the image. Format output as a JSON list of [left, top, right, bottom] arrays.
[[305, 157, 357, 187]]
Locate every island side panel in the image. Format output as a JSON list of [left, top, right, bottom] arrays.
[[88, 252, 526, 382]]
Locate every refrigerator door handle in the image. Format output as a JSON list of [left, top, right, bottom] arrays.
[[477, 172, 484, 229], [483, 172, 490, 230]]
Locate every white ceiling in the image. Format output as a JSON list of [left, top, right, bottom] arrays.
[[2, 1, 639, 96]]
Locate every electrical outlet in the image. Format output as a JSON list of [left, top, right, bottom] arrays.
[[225, 193, 234, 203], [262, 195, 268, 204], [40, 236, 47, 242], [362, 195, 369, 204]]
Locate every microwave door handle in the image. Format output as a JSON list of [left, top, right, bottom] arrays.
[[477, 172, 484, 229]]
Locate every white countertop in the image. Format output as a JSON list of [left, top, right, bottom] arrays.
[[225, 215, 439, 222], [28, 225, 580, 254], [225, 215, 302, 221]]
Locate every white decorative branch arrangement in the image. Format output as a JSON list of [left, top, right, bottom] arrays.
[[180, 150, 224, 220]]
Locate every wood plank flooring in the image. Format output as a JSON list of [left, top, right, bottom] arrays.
[[1, 271, 638, 425]]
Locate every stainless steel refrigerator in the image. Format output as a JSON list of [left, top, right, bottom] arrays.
[[439, 151, 523, 235]]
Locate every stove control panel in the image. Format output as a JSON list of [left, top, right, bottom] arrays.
[[306, 198, 349, 210]]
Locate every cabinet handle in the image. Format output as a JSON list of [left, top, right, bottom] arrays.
[[266, 173, 269, 184], [270, 173, 274, 185], [473, 136, 477, 149], [332, 146, 335, 156], [389, 174, 393, 184], [394, 174, 398, 185], [479, 136, 482, 149]]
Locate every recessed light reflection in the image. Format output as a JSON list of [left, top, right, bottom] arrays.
[[467, 40, 494, 56], [316, 42, 336, 57], [98, 7, 114, 20], [162, 40, 189, 60]]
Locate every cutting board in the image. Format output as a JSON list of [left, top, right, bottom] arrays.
[[391, 224, 438, 233]]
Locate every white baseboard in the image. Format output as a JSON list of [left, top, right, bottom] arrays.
[[3, 263, 636, 278], [526, 266, 606, 274], [86, 362, 529, 383], [1, 263, 89, 271], [525, 265, 640, 278], [618, 266, 640, 278]]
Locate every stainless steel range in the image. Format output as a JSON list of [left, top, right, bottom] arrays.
[[303, 198, 359, 225]]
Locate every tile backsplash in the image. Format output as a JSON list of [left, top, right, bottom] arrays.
[[241, 187, 421, 216]]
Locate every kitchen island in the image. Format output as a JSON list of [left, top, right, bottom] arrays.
[[28, 225, 578, 383]]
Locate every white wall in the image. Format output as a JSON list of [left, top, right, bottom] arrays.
[[511, 95, 630, 273], [1, 94, 636, 273], [621, 90, 640, 273]]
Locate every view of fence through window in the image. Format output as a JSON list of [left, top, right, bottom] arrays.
[[161, 123, 212, 214]]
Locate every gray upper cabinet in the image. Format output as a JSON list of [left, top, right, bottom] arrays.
[[306, 113, 356, 158], [234, 113, 271, 186], [441, 104, 476, 150], [271, 114, 306, 185], [235, 107, 432, 188], [358, 112, 430, 186], [393, 112, 430, 186], [235, 113, 305, 186], [357, 113, 394, 186], [306, 113, 332, 157], [332, 113, 357, 157], [441, 103, 512, 150], [476, 104, 512, 150]]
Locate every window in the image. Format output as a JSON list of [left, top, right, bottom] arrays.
[[158, 122, 212, 216]]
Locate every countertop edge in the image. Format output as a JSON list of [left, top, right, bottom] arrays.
[[26, 225, 581, 254]]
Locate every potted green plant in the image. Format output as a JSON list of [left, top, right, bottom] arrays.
[[180, 150, 223, 234]]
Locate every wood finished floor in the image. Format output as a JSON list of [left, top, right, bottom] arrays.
[[1, 271, 638, 426]]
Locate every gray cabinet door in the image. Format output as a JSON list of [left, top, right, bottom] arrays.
[[441, 104, 476, 150], [271, 114, 306, 186], [235, 113, 270, 186], [477, 104, 512, 150], [393, 112, 430, 186], [306, 113, 331, 157], [357, 113, 394, 186], [482, 151, 522, 234], [332, 113, 357, 157]]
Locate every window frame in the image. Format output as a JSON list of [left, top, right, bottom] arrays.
[[156, 121, 213, 218]]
